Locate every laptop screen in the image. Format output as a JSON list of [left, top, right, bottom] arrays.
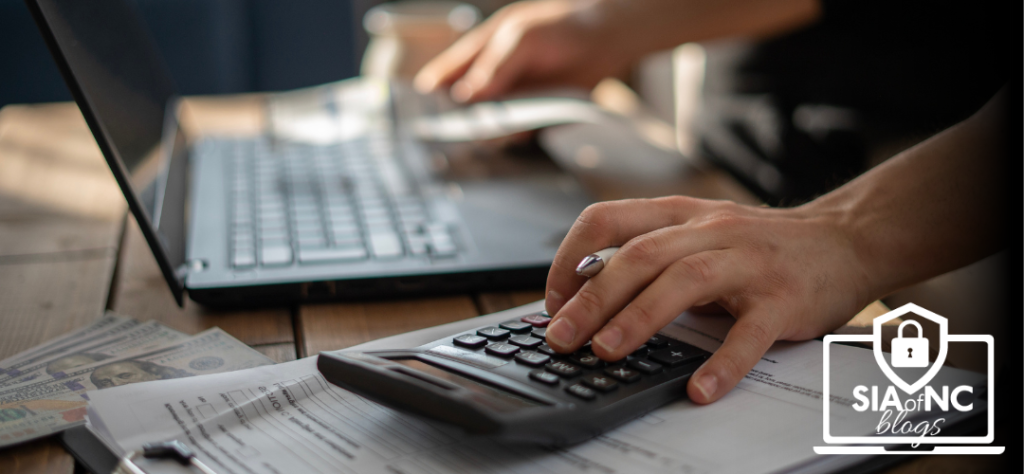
[[27, 0, 188, 304]]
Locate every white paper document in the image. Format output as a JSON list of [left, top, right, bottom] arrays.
[[88, 302, 986, 474]]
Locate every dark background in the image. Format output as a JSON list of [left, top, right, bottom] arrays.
[[1, 0, 362, 108]]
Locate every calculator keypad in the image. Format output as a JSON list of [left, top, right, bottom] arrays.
[[508, 335, 543, 348], [434, 311, 709, 406], [649, 346, 705, 367], [477, 327, 510, 339], [453, 334, 487, 348], [485, 342, 520, 357], [521, 313, 551, 327], [571, 353, 604, 369], [499, 321, 533, 333], [566, 383, 597, 400], [605, 365, 641, 383], [529, 369, 560, 385], [581, 373, 618, 392], [514, 350, 551, 366], [545, 360, 582, 378], [627, 358, 663, 375]]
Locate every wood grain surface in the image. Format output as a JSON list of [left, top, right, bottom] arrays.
[[0, 103, 123, 473], [297, 296, 479, 357]]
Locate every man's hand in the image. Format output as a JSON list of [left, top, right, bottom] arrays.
[[543, 197, 874, 404], [414, 0, 822, 103], [413, 0, 632, 102]]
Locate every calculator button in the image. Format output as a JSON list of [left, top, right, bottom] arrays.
[[485, 343, 520, 357], [531, 327, 546, 339], [627, 358, 663, 375], [514, 351, 551, 366], [649, 345, 707, 367], [631, 344, 649, 356], [571, 353, 604, 369], [565, 383, 597, 400], [499, 321, 533, 333], [508, 335, 543, 348], [477, 327, 510, 339], [605, 366, 641, 383], [521, 313, 551, 327], [537, 344, 564, 358], [529, 369, 560, 385], [453, 334, 487, 348], [582, 374, 619, 392], [646, 335, 670, 347], [545, 360, 582, 378]]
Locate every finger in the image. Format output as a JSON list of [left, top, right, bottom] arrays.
[[589, 250, 751, 360], [544, 196, 711, 317], [449, 24, 533, 102], [687, 308, 781, 404], [545, 226, 722, 353], [413, 11, 506, 93]]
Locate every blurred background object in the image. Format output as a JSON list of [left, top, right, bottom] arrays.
[[361, 1, 480, 79], [0, 0, 460, 108]]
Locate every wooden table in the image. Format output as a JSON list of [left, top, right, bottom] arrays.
[[0, 97, 988, 474]]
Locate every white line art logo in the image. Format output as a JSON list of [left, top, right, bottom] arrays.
[[814, 303, 1004, 455]]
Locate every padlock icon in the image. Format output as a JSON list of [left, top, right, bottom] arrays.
[[891, 320, 929, 367]]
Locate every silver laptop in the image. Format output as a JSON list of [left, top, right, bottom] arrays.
[[27, 0, 592, 307]]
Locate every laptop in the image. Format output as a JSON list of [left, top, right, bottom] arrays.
[[26, 0, 592, 307]]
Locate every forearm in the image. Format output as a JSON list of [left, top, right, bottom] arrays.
[[807, 89, 1008, 297], [593, 0, 821, 57]]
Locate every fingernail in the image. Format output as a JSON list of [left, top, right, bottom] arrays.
[[593, 327, 622, 353], [694, 372, 718, 400], [546, 318, 575, 348], [450, 81, 473, 103], [545, 290, 565, 314]]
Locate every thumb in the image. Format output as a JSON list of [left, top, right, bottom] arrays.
[[687, 312, 779, 404]]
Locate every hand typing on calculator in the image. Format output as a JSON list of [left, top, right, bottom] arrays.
[[318, 308, 710, 444]]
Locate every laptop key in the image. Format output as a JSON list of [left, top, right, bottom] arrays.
[[369, 232, 403, 258], [260, 246, 292, 266], [232, 250, 256, 269], [298, 246, 368, 264]]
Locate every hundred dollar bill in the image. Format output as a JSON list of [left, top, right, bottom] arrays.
[[0, 321, 189, 388], [0, 328, 274, 447], [0, 313, 135, 369], [0, 314, 142, 383]]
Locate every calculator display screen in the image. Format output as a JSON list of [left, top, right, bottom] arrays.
[[393, 359, 542, 412]]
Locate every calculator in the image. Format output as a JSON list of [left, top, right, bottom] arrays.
[[317, 310, 711, 445]]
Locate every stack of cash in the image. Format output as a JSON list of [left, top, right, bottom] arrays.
[[0, 313, 276, 448]]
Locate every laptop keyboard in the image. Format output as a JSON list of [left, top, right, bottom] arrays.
[[223, 134, 460, 269]]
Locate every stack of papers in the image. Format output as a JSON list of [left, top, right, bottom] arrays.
[[0, 313, 275, 447], [85, 302, 986, 474]]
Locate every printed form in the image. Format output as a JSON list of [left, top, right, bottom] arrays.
[[86, 302, 985, 474]]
